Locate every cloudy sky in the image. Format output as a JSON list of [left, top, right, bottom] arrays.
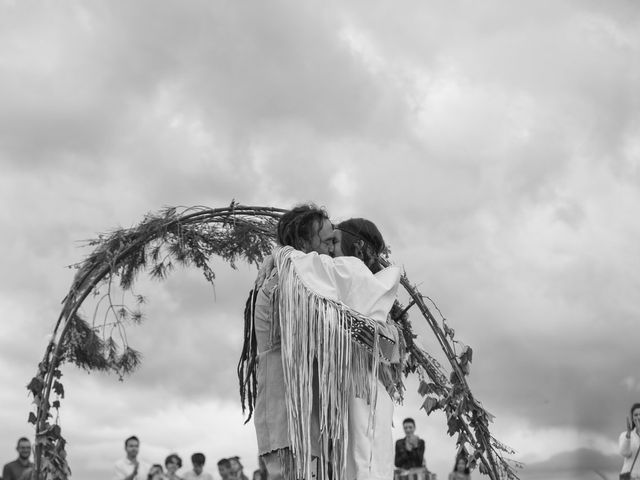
[[1, 1, 639, 479]]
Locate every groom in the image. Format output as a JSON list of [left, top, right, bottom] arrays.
[[238, 204, 335, 480], [240, 203, 403, 480]]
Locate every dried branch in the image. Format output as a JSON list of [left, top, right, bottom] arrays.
[[28, 202, 517, 480]]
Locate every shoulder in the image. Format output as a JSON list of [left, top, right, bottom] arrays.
[[2, 461, 16, 476]]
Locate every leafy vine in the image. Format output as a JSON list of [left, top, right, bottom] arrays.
[[26, 202, 520, 479]]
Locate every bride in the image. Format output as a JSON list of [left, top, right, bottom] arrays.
[[332, 218, 403, 480]]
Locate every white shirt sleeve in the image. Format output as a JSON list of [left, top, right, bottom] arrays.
[[291, 251, 400, 321]]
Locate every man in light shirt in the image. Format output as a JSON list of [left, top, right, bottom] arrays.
[[113, 435, 151, 480], [183, 453, 214, 480], [2, 437, 34, 480]]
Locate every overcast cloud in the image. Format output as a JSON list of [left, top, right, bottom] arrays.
[[1, 1, 639, 479]]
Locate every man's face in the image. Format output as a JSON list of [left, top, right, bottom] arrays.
[[125, 439, 139, 459], [193, 463, 203, 475], [305, 219, 334, 255], [17, 440, 31, 460], [332, 229, 345, 257], [403, 422, 415, 436]]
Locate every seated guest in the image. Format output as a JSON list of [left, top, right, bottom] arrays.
[[395, 418, 428, 480], [183, 453, 214, 480], [395, 418, 426, 470]]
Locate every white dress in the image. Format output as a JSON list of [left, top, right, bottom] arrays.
[[291, 252, 401, 480]]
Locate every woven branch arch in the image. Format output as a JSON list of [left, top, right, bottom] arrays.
[[27, 202, 520, 480]]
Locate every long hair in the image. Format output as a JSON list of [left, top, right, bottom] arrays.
[[238, 203, 330, 422], [335, 218, 386, 273], [277, 203, 330, 250], [237, 288, 259, 422]]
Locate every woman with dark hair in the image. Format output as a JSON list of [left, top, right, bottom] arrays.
[[165, 454, 183, 480], [148, 464, 165, 480], [619, 402, 640, 479], [448, 457, 470, 480], [334, 218, 404, 480], [333, 218, 386, 272]]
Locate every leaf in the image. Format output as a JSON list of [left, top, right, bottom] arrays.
[[52, 400, 61, 409], [417, 381, 429, 396], [52, 380, 65, 398], [28, 412, 37, 425], [447, 413, 463, 436], [421, 396, 440, 415], [27, 376, 45, 396], [50, 424, 61, 438], [459, 345, 473, 365], [418, 381, 441, 396]]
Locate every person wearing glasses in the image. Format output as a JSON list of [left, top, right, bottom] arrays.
[[2, 437, 34, 480]]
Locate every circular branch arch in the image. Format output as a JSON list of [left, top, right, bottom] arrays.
[[27, 203, 520, 480]]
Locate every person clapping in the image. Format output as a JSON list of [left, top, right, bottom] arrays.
[[619, 403, 640, 480]]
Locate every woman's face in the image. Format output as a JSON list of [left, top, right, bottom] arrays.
[[456, 459, 466, 472], [166, 458, 179, 474], [633, 407, 640, 427], [332, 229, 345, 257]]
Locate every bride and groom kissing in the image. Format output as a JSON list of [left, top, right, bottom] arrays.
[[239, 203, 404, 480]]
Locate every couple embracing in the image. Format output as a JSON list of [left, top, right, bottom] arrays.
[[238, 204, 405, 480]]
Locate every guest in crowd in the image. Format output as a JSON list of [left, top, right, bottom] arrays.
[[619, 402, 640, 479], [395, 418, 426, 470], [2, 437, 34, 480], [448, 457, 470, 480], [183, 453, 214, 480], [217, 458, 233, 480], [148, 464, 165, 480], [114, 435, 151, 480], [165, 453, 183, 480]]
